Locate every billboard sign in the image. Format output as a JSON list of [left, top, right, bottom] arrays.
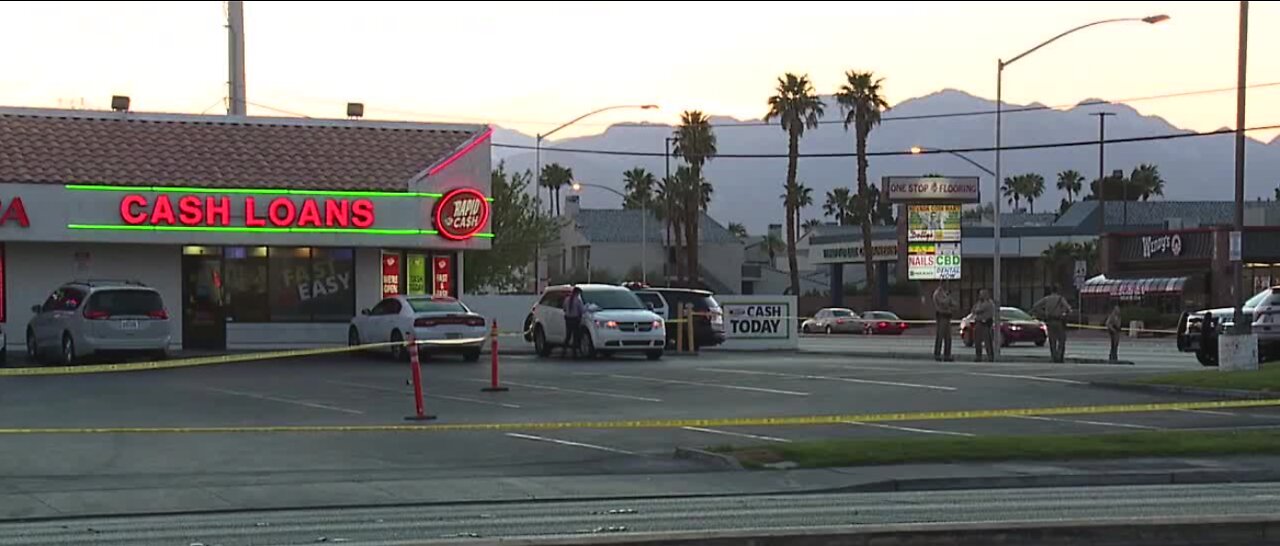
[[883, 176, 980, 203], [908, 242, 961, 280], [907, 204, 961, 242]]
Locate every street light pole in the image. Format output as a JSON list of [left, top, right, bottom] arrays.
[[1091, 112, 1115, 232], [993, 13, 1168, 359], [530, 104, 659, 292]]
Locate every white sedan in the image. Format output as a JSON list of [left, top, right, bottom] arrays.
[[348, 295, 489, 362]]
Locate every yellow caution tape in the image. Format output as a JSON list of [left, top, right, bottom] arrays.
[[0, 341, 403, 377], [1, 398, 1275, 435]]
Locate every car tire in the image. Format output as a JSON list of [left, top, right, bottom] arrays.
[[963, 333, 974, 348], [61, 334, 77, 366], [533, 325, 552, 358], [389, 330, 407, 362], [577, 329, 596, 359], [802, 324, 810, 334], [1001, 336, 1011, 348], [150, 349, 168, 361], [523, 314, 535, 342], [348, 327, 362, 357], [1035, 339, 1046, 347], [646, 350, 663, 361], [1196, 351, 1219, 367], [0, 346, 6, 367], [825, 325, 833, 335], [599, 350, 614, 359], [26, 329, 41, 364], [463, 349, 482, 362]]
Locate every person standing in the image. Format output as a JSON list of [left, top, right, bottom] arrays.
[[1032, 285, 1073, 363], [971, 289, 996, 362], [1106, 304, 1123, 362], [562, 286, 587, 358], [933, 282, 959, 361]]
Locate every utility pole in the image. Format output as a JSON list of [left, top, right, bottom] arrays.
[[1091, 112, 1115, 232], [227, 0, 247, 116], [1232, 0, 1249, 333]]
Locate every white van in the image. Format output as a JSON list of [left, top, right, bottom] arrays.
[[530, 284, 665, 360]]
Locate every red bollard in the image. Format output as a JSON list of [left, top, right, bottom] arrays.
[[482, 319, 509, 392], [404, 331, 436, 421]]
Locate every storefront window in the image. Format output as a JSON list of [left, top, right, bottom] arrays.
[[224, 246, 268, 323], [309, 248, 356, 321], [269, 247, 313, 322]]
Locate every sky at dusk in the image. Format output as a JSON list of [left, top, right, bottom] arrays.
[[1, 1, 1277, 142]]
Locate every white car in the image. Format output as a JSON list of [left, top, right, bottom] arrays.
[[348, 295, 488, 362], [530, 284, 665, 360]]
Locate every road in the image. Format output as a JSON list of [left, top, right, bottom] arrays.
[[2, 482, 1279, 545], [0, 346, 1273, 521], [799, 330, 1193, 367]]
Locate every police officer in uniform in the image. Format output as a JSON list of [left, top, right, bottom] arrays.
[[1106, 304, 1123, 362], [971, 289, 996, 362], [1032, 285, 1073, 363], [932, 282, 959, 361]]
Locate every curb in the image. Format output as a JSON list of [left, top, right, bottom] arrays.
[[674, 447, 745, 470], [828, 469, 1280, 493], [798, 350, 1133, 366], [1089, 381, 1275, 399]]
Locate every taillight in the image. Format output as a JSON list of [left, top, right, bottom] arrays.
[[414, 318, 437, 327], [84, 309, 110, 320], [899, 322, 907, 329], [878, 321, 888, 329], [148, 309, 168, 320], [836, 319, 845, 324], [465, 317, 485, 327]]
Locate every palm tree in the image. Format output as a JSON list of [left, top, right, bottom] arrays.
[[1056, 170, 1084, 204], [835, 70, 889, 301], [823, 187, 854, 225], [761, 232, 787, 267], [654, 175, 684, 281], [1130, 163, 1165, 201], [765, 73, 825, 296], [801, 218, 822, 234], [727, 222, 749, 240], [621, 167, 656, 210], [1002, 176, 1023, 211], [539, 163, 573, 215], [672, 111, 718, 285], [1024, 173, 1046, 213], [795, 183, 813, 239]]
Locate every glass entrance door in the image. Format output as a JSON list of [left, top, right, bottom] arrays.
[[182, 252, 226, 351]]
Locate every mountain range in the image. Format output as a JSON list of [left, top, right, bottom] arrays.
[[491, 89, 1280, 233]]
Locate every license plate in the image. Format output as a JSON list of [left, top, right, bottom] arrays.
[[120, 320, 140, 330], [446, 333, 461, 340]]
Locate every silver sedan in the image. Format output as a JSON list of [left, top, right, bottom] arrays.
[[801, 308, 862, 334]]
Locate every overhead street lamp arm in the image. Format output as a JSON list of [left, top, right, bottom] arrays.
[[541, 104, 660, 141], [1002, 15, 1169, 68], [910, 146, 995, 177], [571, 181, 626, 199]]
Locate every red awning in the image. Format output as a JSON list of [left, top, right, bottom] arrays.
[[1081, 275, 1187, 299]]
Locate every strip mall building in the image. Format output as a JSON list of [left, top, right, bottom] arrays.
[[0, 106, 491, 350]]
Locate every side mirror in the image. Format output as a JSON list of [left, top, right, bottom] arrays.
[[31, 305, 42, 313], [587, 303, 602, 313], [646, 302, 656, 311], [360, 309, 370, 316]]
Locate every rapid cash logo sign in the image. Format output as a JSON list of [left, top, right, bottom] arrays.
[[724, 303, 790, 339]]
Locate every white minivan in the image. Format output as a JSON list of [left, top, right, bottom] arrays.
[[530, 284, 665, 360]]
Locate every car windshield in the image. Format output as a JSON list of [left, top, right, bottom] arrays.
[[407, 298, 468, 313], [831, 309, 854, 317], [868, 312, 899, 320], [582, 289, 644, 310], [1001, 308, 1034, 321], [86, 290, 163, 316]]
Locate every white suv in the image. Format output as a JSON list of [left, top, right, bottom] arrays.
[[530, 284, 665, 360]]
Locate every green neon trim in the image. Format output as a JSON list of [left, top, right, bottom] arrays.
[[64, 184, 479, 200], [67, 224, 488, 238]]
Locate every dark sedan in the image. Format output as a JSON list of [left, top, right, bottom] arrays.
[[861, 311, 908, 335], [960, 307, 1047, 347]]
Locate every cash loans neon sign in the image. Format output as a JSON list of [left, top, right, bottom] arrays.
[[119, 194, 376, 228]]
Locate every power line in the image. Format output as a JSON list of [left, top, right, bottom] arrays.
[[246, 101, 312, 118], [492, 124, 1280, 159]]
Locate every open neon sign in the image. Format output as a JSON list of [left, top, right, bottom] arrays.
[[119, 195, 376, 228]]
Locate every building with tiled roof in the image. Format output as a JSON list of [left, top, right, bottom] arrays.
[[0, 106, 492, 352]]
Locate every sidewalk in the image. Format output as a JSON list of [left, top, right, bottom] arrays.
[[4, 454, 1278, 521]]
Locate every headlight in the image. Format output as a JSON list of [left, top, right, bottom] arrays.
[[710, 311, 724, 325], [652, 320, 664, 330], [595, 320, 618, 329]]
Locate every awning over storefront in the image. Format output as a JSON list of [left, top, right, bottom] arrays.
[[1081, 275, 1187, 300]]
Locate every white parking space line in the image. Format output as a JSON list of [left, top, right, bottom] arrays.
[[607, 374, 809, 396], [681, 426, 793, 443], [1176, 409, 1237, 417], [327, 380, 523, 409], [505, 433, 638, 455], [465, 379, 663, 403], [844, 421, 976, 437], [205, 387, 364, 415], [700, 368, 955, 392], [966, 372, 1087, 385], [1014, 415, 1161, 430]]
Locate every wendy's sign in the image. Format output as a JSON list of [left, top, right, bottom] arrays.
[[119, 195, 376, 228], [434, 188, 490, 241]]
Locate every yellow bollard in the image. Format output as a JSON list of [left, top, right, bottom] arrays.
[[675, 305, 685, 353], [687, 304, 698, 353]]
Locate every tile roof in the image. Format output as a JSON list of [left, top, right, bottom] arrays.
[[571, 209, 741, 244], [0, 107, 486, 191]]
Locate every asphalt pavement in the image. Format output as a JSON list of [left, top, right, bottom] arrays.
[[0, 344, 1274, 521]]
